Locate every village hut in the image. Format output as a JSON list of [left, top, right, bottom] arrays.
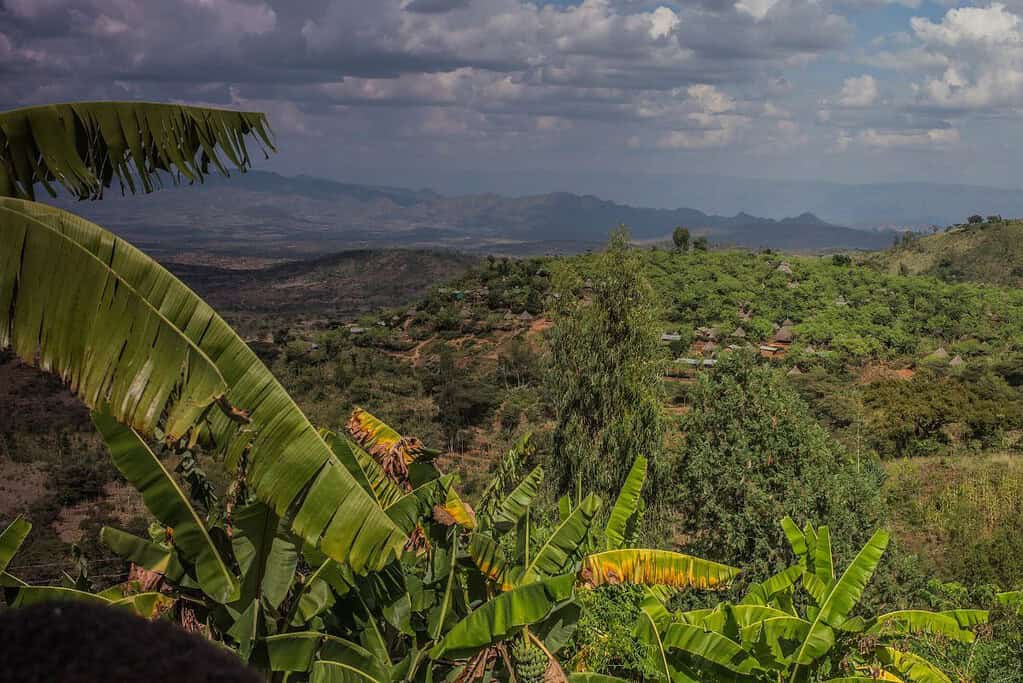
[[774, 326, 795, 343], [950, 354, 966, 367]]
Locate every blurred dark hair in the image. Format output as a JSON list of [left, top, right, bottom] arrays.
[[0, 601, 260, 683]]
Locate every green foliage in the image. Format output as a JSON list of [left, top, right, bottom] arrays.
[[546, 227, 666, 502], [672, 226, 690, 252], [863, 368, 1023, 457], [670, 351, 885, 581]]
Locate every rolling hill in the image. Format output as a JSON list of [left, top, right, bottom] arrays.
[[868, 218, 1023, 286]]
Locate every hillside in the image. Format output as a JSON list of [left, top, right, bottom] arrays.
[[168, 249, 478, 317], [54, 171, 896, 257], [869, 218, 1023, 286]]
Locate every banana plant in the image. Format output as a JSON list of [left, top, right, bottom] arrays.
[[438, 453, 740, 682], [0, 101, 412, 576], [631, 518, 989, 682]]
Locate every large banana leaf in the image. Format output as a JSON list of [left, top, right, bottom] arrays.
[[0, 199, 407, 573], [231, 502, 299, 612], [866, 610, 983, 643], [661, 623, 761, 675], [265, 632, 380, 676], [493, 465, 544, 533], [431, 574, 575, 659], [1, 202, 227, 438], [605, 455, 646, 550], [93, 412, 238, 603], [13, 585, 172, 617], [578, 550, 740, 590], [791, 529, 889, 669], [567, 675, 632, 683], [521, 494, 602, 584], [0, 102, 272, 200], [0, 515, 31, 574]]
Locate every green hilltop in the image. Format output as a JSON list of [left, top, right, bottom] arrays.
[[869, 216, 1023, 286]]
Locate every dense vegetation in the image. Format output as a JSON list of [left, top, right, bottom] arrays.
[[3, 101, 1023, 681]]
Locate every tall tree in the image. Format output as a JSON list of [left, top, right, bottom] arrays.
[[545, 226, 666, 503], [670, 351, 885, 580], [672, 225, 690, 252]]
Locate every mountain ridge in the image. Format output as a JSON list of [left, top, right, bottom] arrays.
[[56, 170, 898, 256]]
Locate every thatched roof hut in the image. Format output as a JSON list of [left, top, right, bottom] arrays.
[[927, 347, 950, 362], [732, 326, 747, 338], [950, 354, 965, 367], [774, 326, 795, 343], [787, 366, 803, 376]]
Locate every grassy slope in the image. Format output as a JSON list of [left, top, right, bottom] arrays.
[[868, 219, 1023, 286]]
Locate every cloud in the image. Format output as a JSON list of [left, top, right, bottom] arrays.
[[859, 127, 960, 147], [833, 74, 879, 107]]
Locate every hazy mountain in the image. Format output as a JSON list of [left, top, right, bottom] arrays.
[[55, 171, 897, 256], [367, 168, 1023, 229]]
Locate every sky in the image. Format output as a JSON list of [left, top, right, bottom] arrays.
[[4, 0, 1023, 203]]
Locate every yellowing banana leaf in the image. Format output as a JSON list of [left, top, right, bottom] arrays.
[[325, 431, 405, 510], [467, 533, 514, 588], [605, 455, 646, 550], [791, 529, 889, 668], [578, 549, 740, 591], [436, 486, 477, 530], [1, 199, 407, 574], [876, 648, 951, 683], [431, 574, 576, 660], [867, 610, 982, 643], [0, 515, 31, 574], [347, 407, 436, 464], [99, 526, 187, 583], [567, 675, 632, 683], [93, 412, 239, 603], [493, 465, 544, 533], [0, 102, 273, 200]]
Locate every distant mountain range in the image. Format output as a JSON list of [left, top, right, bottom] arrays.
[[55, 171, 898, 257]]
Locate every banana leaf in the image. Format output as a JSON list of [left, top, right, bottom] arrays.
[[0, 198, 407, 574], [0, 102, 272, 200], [791, 529, 889, 668], [0, 516, 31, 574], [605, 455, 646, 550], [521, 494, 601, 584], [431, 574, 575, 660], [93, 412, 238, 603], [99, 526, 188, 583], [493, 465, 544, 533], [578, 549, 740, 590]]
